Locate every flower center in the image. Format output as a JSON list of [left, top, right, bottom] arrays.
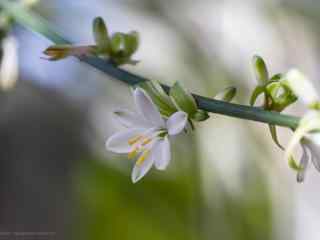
[[127, 130, 167, 165]]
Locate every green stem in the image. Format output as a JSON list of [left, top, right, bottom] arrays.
[[0, 0, 300, 129]]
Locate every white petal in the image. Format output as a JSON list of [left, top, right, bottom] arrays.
[[286, 69, 319, 105], [113, 109, 148, 128], [154, 137, 171, 170], [0, 37, 18, 91], [166, 111, 188, 135], [306, 141, 320, 171], [297, 144, 310, 182], [106, 128, 144, 153], [285, 124, 318, 162], [134, 88, 165, 127], [306, 132, 320, 146], [131, 152, 154, 183]]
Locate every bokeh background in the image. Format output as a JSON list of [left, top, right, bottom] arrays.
[[1, 0, 320, 239]]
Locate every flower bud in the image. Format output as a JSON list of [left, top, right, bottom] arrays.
[[252, 55, 269, 84], [214, 86, 237, 102], [138, 80, 177, 117], [93, 17, 109, 53], [169, 81, 198, 116]]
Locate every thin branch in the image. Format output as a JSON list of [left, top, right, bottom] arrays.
[[0, 0, 300, 129]]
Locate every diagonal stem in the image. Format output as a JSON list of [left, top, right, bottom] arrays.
[[0, 0, 300, 129]]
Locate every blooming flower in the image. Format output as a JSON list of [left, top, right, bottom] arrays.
[[285, 111, 320, 182], [106, 88, 188, 183], [284, 69, 320, 181]]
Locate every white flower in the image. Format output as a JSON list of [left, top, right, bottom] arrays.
[[106, 88, 188, 183], [285, 69, 319, 106], [284, 70, 320, 181], [0, 36, 18, 91], [285, 111, 320, 182]]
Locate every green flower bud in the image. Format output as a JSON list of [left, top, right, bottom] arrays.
[[93, 17, 110, 53], [252, 55, 269, 84], [110, 32, 126, 54], [214, 86, 237, 102], [170, 82, 198, 116], [138, 80, 177, 117], [124, 31, 139, 57], [266, 81, 297, 112]]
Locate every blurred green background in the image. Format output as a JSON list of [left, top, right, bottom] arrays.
[[2, 0, 320, 239]]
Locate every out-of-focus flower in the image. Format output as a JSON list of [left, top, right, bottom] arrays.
[[0, 36, 18, 91], [285, 111, 320, 182], [285, 69, 320, 109], [106, 88, 188, 183], [43, 17, 139, 66], [284, 69, 320, 182]]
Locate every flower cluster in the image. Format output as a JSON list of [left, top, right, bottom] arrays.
[[106, 81, 236, 183], [43, 17, 139, 66], [250, 55, 297, 149], [283, 70, 320, 182]]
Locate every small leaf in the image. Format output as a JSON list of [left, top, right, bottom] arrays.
[[93, 17, 109, 52], [214, 86, 237, 102], [252, 55, 269, 84], [250, 85, 265, 106], [170, 82, 197, 115], [268, 124, 284, 150]]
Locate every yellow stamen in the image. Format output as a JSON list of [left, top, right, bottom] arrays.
[[142, 137, 152, 146], [136, 149, 150, 166], [128, 147, 139, 159], [128, 135, 143, 145]]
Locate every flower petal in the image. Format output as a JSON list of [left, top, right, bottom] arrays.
[[305, 141, 320, 172], [285, 69, 319, 106], [134, 88, 165, 127], [166, 111, 188, 135], [113, 108, 148, 128], [154, 137, 171, 170], [106, 128, 144, 153], [297, 144, 310, 182], [131, 152, 154, 183]]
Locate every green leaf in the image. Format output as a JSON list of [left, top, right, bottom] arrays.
[[170, 82, 197, 115], [250, 85, 265, 106], [268, 124, 284, 150], [92, 17, 109, 52], [252, 55, 269, 84]]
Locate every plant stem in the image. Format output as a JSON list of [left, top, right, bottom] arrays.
[[0, 0, 300, 129]]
